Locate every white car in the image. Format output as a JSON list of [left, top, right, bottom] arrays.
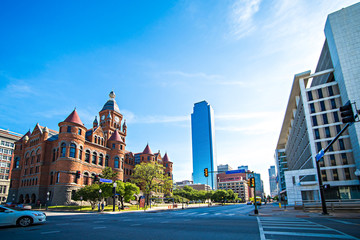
[[0, 205, 46, 227]]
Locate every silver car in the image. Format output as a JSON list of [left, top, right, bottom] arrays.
[[0, 205, 46, 227]]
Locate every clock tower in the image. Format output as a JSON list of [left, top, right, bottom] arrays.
[[99, 91, 126, 143]]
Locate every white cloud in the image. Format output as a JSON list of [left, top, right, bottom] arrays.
[[120, 110, 190, 124], [228, 0, 262, 39], [4, 81, 37, 97]]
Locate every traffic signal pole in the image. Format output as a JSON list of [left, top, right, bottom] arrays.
[[252, 172, 258, 215]]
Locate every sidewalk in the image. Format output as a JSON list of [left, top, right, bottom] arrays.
[[251, 203, 360, 218]]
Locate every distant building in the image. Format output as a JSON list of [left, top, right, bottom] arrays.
[[254, 173, 264, 198], [217, 164, 232, 173], [191, 101, 217, 189], [275, 3, 360, 205], [0, 129, 21, 203], [274, 149, 287, 199], [217, 169, 253, 201], [268, 166, 277, 197], [176, 183, 211, 191], [238, 165, 248, 171]]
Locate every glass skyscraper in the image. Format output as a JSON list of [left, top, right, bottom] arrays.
[[191, 101, 217, 189]]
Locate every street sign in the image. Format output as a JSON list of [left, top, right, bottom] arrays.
[[99, 178, 112, 183], [316, 149, 324, 162]]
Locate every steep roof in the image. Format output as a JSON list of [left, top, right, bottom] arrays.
[[163, 153, 171, 162], [19, 130, 31, 141], [64, 109, 83, 126], [108, 130, 123, 142], [101, 91, 120, 113], [142, 144, 153, 155]]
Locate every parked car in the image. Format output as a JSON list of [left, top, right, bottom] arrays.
[[0, 205, 46, 227], [246, 201, 252, 205]]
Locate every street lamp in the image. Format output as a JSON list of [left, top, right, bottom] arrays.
[[113, 182, 117, 212], [46, 192, 50, 211], [98, 189, 102, 212]]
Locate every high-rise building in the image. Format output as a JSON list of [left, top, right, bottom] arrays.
[[254, 173, 264, 198], [238, 165, 248, 171], [268, 166, 277, 198], [217, 164, 232, 173], [0, 129, 21, 203], [275, 3, 360, 205], [191, 101, 217, 189]]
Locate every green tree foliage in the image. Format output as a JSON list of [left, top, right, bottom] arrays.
[[100, 167, 118, 180], [132, 162, 168, 206], [116, 181, 140, 209], [72, 184, 101, 210]]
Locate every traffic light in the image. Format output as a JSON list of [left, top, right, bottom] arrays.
[[75, 171, 81, 179], [204, 168, 208, 177], [339, 101, 355, 123], [249, 177, 255, 188], [247, 179, 251, 187], [94, 175, 99, 182]]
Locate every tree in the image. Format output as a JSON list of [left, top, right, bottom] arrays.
[[226, 189, 237, 202], [162, 177, 173, 197], [132, 162, 167, 206], [72, 184, 101, 210], [100, 167, 118, 180], [117, 181, 140, 209]]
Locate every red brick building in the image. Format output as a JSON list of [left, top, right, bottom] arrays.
[[217, 170, 253, 201], [8, 91, 173, 205]]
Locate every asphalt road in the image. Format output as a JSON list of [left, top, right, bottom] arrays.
[[1, 204, 359, 240]]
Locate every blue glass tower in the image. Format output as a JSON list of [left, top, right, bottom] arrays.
[[191, 101, 217, 189]]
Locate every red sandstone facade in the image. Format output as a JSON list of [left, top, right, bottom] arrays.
[[8, 91, 173, 205]]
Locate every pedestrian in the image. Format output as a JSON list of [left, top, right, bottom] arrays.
[[101, 202, 104, 211]]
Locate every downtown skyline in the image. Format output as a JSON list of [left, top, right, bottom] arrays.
[[1, 0, 359, 195]]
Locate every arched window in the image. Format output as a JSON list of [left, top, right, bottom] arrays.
[[56, 172, 60, 183], [99, 154, 103, 166], [79, 146, 83, 160], [105, 156, 109, 167], [60, 143, 66, 157], [31, 151, 35, 164], [25, 153, 30, 165], [92, 152, 97, 164], [36, 149, 41, 162], [91, 173, 96, 184], [83, 172, 89, 185], [50, 172, 54, 185], [114, 157, 119, 169], [85, 150, 90, 163], [69, 143, 76, 158], [101, 138, 104, 146]]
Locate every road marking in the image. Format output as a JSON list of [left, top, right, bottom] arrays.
[[329, 219, 358, 225], [93, 226, 107, 229], [198, 213, 208, 216], [262, 226, 331, 231], [262, 231, 355, 239], [214, 213, 221, 215], [257, 217, 266, 240], [41, 231, 61, 234], [130, 224, 141, 227]]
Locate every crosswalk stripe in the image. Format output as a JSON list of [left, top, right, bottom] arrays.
[[263, 231, 355, 239]]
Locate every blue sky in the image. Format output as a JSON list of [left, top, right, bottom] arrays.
[[0, 0, 358, 195]]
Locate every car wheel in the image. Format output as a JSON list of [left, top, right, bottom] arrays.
[[17, 216, 33, 227]]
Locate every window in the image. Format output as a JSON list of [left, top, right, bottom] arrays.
[[314, 129, 320, 139], [323, 114, 328, 124], [67, 126, 71, 133], [84, 172, 89, 185], [120, 145, 123, 150], [320, 101, 326, 111], [307, 91, 313, 101], [310, 103, 315, 113], [114, 157, 119, 168], [319, 158, 324, 167], [322, 171, 327, 182], [69, 143, 76, 158], [341, 153, 348, 165], [61, 143, 66, 157], [112, 144, 115, 149], [332, 169, 339, 181], [35, 166, 39, 173], [316, 142, 322, 152], [339, 139, 345, 150], [94, 136, 97, 144], [31, 152, 35, 164], [56, 172, 60, 183], [79, 146, 83, 160], [330, 154, 336, 166], [36, 149, 41, 162], [336, 125, 341, 134], [99, 154, 103, 166], [328, 86, 334, 96], [331, 99, 336, 109], [105, 156, 109, 167], [344, 168, 351, 180], [317, 89, 323, 99], [312, 116, 318, 126], [14, 157, 20, 169], [85, 150, 90, 163], [50, 172, 54, 185], [78, 129, 82, 135], [333, 112, 339, 122], [121, 158, 124, 169], [325, 127, 331, 138], [92, 152, 97, 164]]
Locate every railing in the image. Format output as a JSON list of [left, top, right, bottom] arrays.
[[295, 199, 360, 212]]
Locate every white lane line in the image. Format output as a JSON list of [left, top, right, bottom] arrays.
[[310, 220, 359, 239], [93, 226, 107, 229], [130, 224, 141, 227], [329, 219, 358, 225], [262, 226, 330, 231], [227, 214, 235, 216], [262, 231, 355, 239], [214, 213, 221, 215], [199, 213, 208, 216], [261, 223, 316, 227], [257, 217, 266, 240], [41, 231, 60, 234]]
